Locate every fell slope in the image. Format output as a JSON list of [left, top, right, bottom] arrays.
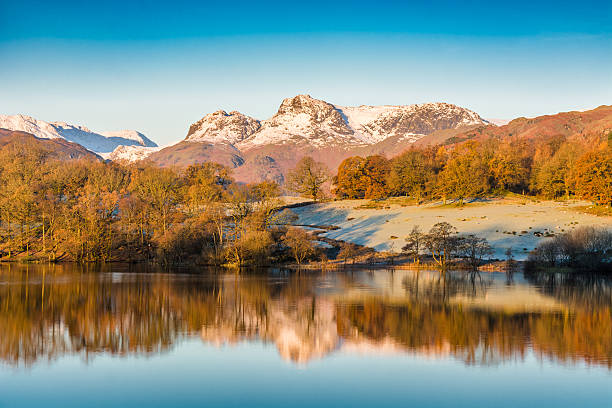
[[0, 114, 157, 154], [418, 105, 612, 146], [0, 128, 101, 160]]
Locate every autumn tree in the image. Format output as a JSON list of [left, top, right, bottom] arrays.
[[333, 155, 390, 199], [531, 140, 583, 199], [0, 141, 48, 256], [183, 162, 231, 212], [333, 157, 367, 199], [569, 146, 612, 206], [362, 155, 390, 199], [282, 227, 316, 265], [250, 181, 285, 230], [286, 156, 329, 200], [387, 149, 434, 202], [128, 166, 181, 236], [436, 142, 490, 204], [337, 242, 360, 265], [224, 182, 285, 266], [487, 140, 531, 192]]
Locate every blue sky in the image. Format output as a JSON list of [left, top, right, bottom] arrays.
[[1, 0, 610, 145]]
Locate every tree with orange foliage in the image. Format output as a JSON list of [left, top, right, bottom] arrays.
[[387, 149, 437, 201], [436, 142, 490, 205], [488, 140, 531, 192], [570, 145, 612, 206], [333, 155, 390, 199], [333, 156, 367, 199], [363, 155, 390, 199]]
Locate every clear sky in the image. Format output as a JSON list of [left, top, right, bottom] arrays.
[[1, 0, 611, 145]]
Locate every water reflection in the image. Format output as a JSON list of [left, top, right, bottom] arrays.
[[0, 264, 610, 369]]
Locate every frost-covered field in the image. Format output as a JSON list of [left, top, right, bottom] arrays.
[[290, 199, 612, 260]]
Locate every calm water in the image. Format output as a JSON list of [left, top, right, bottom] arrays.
[[0, 264, 610, 408]]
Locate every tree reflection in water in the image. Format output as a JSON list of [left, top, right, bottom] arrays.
[[0, 264, 610, 369]]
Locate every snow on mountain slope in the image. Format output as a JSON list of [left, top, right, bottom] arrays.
[[104, 145, 162, 162], [338, 102, 487, 143], [0, 114, 157, 153], [100, 130, 157, 147], [185, 110, 261, 144], [182, 96, 488, 151], [0, 114, 62, 139], [237, 95, 365, 149]]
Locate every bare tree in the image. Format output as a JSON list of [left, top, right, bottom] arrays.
[[282, 227, 316, 265], [424, 222, 460, 271], [286, 157, 329, 200], [338, 242, 359, 266], [402, 225, 424, 265], [458, 234, 493, 270], [528, 226, 612, 271]]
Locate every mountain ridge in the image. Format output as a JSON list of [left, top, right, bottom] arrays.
[[8, 97, 606, 187], [183, 95, 487, 149], [418, 104, 612, 147], [0, 114, 157, 154], [147, 95, 489, 183]]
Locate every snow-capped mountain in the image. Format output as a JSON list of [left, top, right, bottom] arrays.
[[185, 110, 261, 145], [237, 95, 363, 148], [147, 94, 489, 182], [338, 102, 487, 144], [184, 95, 488, 150], [0, 114, 157, 154]]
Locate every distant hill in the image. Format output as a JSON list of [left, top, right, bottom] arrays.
[[422, 105, 612, 146], [0, 128, 101, 160], [0, 114, 156, 154]]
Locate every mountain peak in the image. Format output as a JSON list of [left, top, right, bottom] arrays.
[[238, 94, 359, 149], [277, 94, 334, 116], [185, 110, 261, 145]]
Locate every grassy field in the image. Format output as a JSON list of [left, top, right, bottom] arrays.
[[290, 198, 612, 260]]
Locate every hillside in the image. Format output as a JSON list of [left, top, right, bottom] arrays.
[[418, 105, 612, 146], [0, 114, 157, 154], [0, 128, 101, 160]]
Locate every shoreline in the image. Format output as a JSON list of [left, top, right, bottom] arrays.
[[289, 197, 612, 260]]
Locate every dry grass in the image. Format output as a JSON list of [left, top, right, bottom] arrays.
[[573, 205, 612, 218]]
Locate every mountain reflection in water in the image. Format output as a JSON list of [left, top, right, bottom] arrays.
[[0, 264, 610, 369]]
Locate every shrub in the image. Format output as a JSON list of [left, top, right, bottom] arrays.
[[281, 227, 316, 265], [527, 226, 612, 272]]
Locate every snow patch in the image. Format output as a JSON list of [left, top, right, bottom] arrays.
[[106, 145, 162, 162]]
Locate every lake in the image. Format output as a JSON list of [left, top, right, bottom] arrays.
[[0, 263, 610, 407]]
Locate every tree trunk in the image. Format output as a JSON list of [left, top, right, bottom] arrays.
[[42, 212, 46, 252]]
